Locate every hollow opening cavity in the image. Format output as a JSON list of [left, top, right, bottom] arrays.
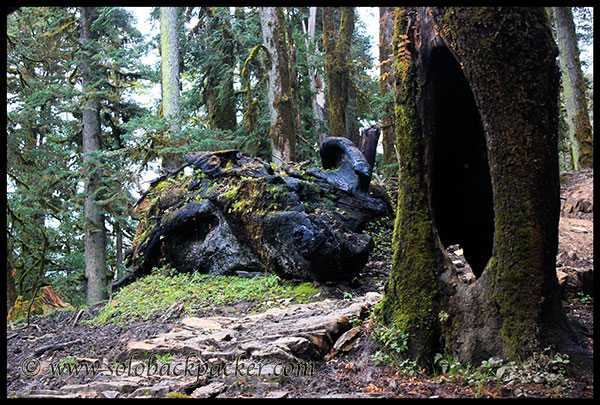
[[428, 47, 494, 278]]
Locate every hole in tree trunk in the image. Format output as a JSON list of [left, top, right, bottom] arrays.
[[429, 47, 494, 278]]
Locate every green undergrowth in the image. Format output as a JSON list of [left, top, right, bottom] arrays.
[[92, 268, 320, 325], [368, 316, 573, 397]]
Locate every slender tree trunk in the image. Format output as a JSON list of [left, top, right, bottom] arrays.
[[553, 7, 593, 169], [323, 7, 355, 143], [379, 7, 397, 177], [205, 9, 237, 132], [377, 7, 586, 367], [308, 7, 328, 145], [259, 7, 297, 167], [80, 7, 108, 305], [115, 221, 123, 277], [160, 7, 184, 172], [286, 9, 303, 141]]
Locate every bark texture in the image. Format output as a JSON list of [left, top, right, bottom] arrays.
[[205, 9, 237, 132], [160, 7, 184, 172], [308, 7, 329, 145], [378, 7, 587, 366], [80, 7, 108, 305], [323, 7, 357, 144], [259, 7, 297, 167], [553, 7, 593, 169], [379, 7, 397, 177]]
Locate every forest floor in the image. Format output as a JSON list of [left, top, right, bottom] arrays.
[[5, 169, 594, 398]]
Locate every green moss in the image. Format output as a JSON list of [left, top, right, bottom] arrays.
[[376, 8, 444, 366], [437, 7, 561, 361], [92, 270, 322, 325], [165, 392, 192, 399]]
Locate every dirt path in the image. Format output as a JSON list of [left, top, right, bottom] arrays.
[[6, 169, 593, 398]]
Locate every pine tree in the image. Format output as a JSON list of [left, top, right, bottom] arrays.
[[79, 6, 108, 305]]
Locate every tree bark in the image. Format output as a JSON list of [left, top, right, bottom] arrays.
[[308, 7, 328, 145], [160, 7, 184, 172], [259, 7, 297, 167], [553, 7, 593, 169], [378, 7, 397, 177], [323, 7, 356, 144], [205, 8, 237, 132], [377, 7, 587, 367], [80, 7, 108, 305]]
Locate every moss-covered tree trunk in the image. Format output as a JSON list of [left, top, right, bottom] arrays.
[[259, 7, 297, 167], [375, 8, 447, 366], [378, 7, 586, 367], [323, 7, 357, 144], [378, 7, 397, 177], [160, 7, 184, 172], [553, 7, 593, 170]]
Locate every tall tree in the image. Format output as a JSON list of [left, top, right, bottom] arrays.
[[79, 6, 108, 305], [200, 7, 238, 131], [323, 7, 357, 144], [7, 7, 81, 306], [378, 7, 397, 177], [8, 7, 148, 306], [258, 7, 297, 166], [553, 7, 593, 169], [307, 7, 328, 145], [160, 7, 184, 172], [376, 7, 587, 367]]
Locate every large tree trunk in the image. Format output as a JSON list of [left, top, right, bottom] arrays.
[[323, 7, 356, 144], [377, 7, 589, 367], [553, 7, 593, 170], [378, 7, 397, 177], [259, 7, 297, 167], [80, 7, 108, 305], [160, 7, 184, 172]]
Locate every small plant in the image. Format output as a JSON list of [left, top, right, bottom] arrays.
[[370, 323, 410, 368], [154, 353, 173, 364], [349, 315, 363, 328], [59, 356, 76, 371], [576, 291, 592, 303]]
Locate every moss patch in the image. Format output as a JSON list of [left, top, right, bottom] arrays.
[[93, 268, 322, 325]]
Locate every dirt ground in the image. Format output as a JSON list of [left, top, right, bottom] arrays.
[[5, 169, 594, 398]]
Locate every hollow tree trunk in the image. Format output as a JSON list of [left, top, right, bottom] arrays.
[[259, 7, 297, 167], [377, 7, 587, 367]]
